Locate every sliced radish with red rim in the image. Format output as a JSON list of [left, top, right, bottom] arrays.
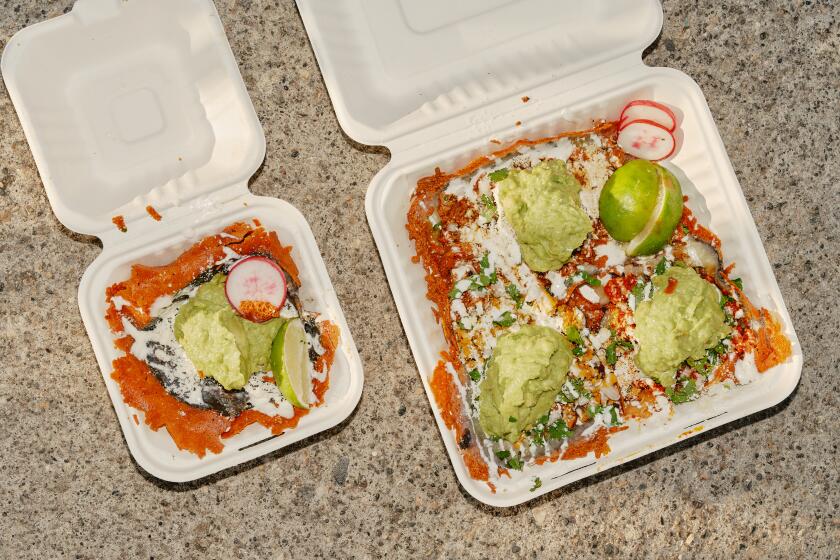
[[619, 100, 677, 133], [225, 256, 287, 323], [617, 119, 676, 162]]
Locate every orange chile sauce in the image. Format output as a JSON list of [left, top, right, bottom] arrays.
[[106, 222, 338, 458]]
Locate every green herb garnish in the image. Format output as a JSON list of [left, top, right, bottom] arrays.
[[468, 368, 481, 382], [508, 416, 517, 423], [732, 277, 743, 290], [579, 270, 601, 287], [665, 378, 698, 404], [609, 406, 620, 426], [605, 342, 617, 366], [506, 457, 524, 471], [566, 325, 584, 346], [495, 450, 511, 460], [448, 287, 460, 300], [506, 284, 524, 309], [494, 311, 516, 327], [547, 419, 572, 440], [530, 477, 542, 492], [488, 168, 509, 182], [654, 258, 668, 276], [479, 194, 497, 220]]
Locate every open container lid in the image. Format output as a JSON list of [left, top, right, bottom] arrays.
[[297, 0, 662, 148], [1, 0, 265, 237]]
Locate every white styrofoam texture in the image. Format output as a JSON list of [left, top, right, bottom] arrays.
[[364, 66, 802, 507], [79, 195, 363, 482], [1, 0, 265, 236], [296, 0, 661, 147]]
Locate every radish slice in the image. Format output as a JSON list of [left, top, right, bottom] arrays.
[[619, 100, 677, 132], [225, 256, 287, 323], [617, 119, 676, 161]]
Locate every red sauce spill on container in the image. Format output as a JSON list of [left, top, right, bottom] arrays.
[[145, 205, 162, 221], [112, 215, 127, 232]]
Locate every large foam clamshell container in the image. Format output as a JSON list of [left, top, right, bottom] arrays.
[[297, 0, 802, 506], [1, 0, 364, 482]]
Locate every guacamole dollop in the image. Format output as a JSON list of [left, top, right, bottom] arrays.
[[174, 274, 285, 390], [498, 160, 592, 272], [634, 266, 730, 387], [478, 325, 573, 442]]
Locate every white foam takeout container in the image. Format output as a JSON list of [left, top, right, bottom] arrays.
[[1, 0, 364, 482], [297, 0, 803, 506]]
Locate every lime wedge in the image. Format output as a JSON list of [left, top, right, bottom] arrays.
[[270, 318, 311, 409]]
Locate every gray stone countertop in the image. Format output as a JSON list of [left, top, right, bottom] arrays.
[[0, 1, 837, 558]]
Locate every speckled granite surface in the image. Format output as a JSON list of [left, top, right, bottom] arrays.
[[0, 1, 837, 558]]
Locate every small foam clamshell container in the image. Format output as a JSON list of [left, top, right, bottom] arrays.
[[1, 0, 363, 482], [297, 0, 803, 506]]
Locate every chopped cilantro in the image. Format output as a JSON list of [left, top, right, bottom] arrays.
[[712, 340, 728, 356], [566, 325, 584, 346], [579, 270, 601, 286], [506, 457, 524, 471], [448, 287, 460, 300], [605, 342, 617, 366], [488, 168, 510, 182], [681, 224, 689, 234], [665, 378, 698, 404], [719, 293, 733, 309], [468, 368, 481, 382], [536, 414, 550, 426], [609, 406, 620, 426], [480, 252, 490, 270], [495, 450, 511, 460], [732, 277, 743, 290], [494, 311, 516, 327], [588, 403, 604, 418], [547, 419, 572, 440], [479, 194, 497, 220], [506, 284, 524, 309], [508, 416, 517, 423], [654, 258, 668, 275], [572, 345, 585, 357], [615, 339, 634, 350], [530, 477, 542, 492]]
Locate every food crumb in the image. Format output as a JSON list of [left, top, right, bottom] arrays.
[[112, 215, 127, 232], [132, 414, 139, 425], [515, 120, 522, 126], [490, 138, 501, 145], [521, 95, 530, 103], [145, 205, 162, 221], [253, 218, 262, 227]]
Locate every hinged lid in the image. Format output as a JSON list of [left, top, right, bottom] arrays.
[[297, 0, 662, 148], [1, 0, 266, 236]]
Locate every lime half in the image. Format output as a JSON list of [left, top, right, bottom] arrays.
[[270, 318, 311, 409], [599, 160, 683, 256]]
